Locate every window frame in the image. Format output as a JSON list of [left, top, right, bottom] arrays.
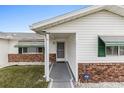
[[106, 45, 124, 56], [18, 47, 44, 54], [118, 46, 124, 56], [106, 46, 118, 56]]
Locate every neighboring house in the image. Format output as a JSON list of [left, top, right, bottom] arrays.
[[0, 32, 45, 67], [30, 5, 124, 83]]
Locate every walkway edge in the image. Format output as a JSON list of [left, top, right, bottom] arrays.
[[48, 78, 53, 88], [49, 63, 54, 74], [48, 63, 54, 88], [66, 62, 74, 88], [70, 78, 74, 88]]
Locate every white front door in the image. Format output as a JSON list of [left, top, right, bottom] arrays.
[[56, 42, 65, 62]]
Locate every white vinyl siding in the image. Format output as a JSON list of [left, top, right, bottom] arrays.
[[49, 39, 56, 54], [76, 10, 124, 63], [47, 10, 124, 63], [8, 40, 18, 54], [67, 34, 76, 78], [0, 39, 9, 67]]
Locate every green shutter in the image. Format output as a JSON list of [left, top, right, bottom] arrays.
[[98, 37, 106, 57]]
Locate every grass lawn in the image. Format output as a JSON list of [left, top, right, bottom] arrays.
[[0, 65, 48, 88]]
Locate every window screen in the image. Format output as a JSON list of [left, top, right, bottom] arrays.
[[106, 46, 118, 56]]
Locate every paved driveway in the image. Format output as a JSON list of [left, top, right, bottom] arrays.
[[49, 62, 73, 88]]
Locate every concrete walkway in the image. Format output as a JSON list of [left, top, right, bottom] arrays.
[[49, 62, 73, 88]]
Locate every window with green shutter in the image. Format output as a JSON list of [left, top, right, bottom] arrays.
[[98, 36, 106, 57]]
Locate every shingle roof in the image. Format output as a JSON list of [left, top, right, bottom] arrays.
[[0, 32, 44, 41]]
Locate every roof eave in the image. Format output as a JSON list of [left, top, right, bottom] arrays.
[[30, 5, 124, 32], [30, 5, 105, 31]]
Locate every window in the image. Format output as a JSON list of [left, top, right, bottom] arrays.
[[106, 46, 124, 56], [18, 47, 27, 54], [98, 36, 124, 57], [106, 46, 118, 56], [28, 47, 37, 53], [37, 47, 43, 53], [18, 47, 43, 54], [19, 48, 22, 54], [120, 46, 124, 55], [23, 47, 27, 53]]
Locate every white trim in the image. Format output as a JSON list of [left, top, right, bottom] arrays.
[[44, 35, 47, 78], [30, 6, 104, 30], [31, 5, 124, 31], [75, 63, 78, 82], [118, 46, 120, 56], [75, 33, 78, 82], [46, 34, 49, 81], [44, 34, 50, 81]]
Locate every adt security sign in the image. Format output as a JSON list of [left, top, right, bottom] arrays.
[[83, 72, 90, 81]]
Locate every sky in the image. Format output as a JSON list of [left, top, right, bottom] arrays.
[[0, 5, 89, 33]]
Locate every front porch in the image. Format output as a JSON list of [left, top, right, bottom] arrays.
[[44, 33, 77, 82]]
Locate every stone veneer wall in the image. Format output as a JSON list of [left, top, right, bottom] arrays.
[[78, 63, 124, 83], [8, 54, 56, 63]]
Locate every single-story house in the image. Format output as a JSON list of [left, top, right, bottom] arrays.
[[0, 32, 47, 67], [30, 5, 124, 83]]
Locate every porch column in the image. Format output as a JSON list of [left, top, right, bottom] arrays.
[[44, 33, 49, 81]]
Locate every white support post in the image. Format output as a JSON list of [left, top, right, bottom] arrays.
[[44, 35, 47, 78], [44, 33, 49, 81]]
